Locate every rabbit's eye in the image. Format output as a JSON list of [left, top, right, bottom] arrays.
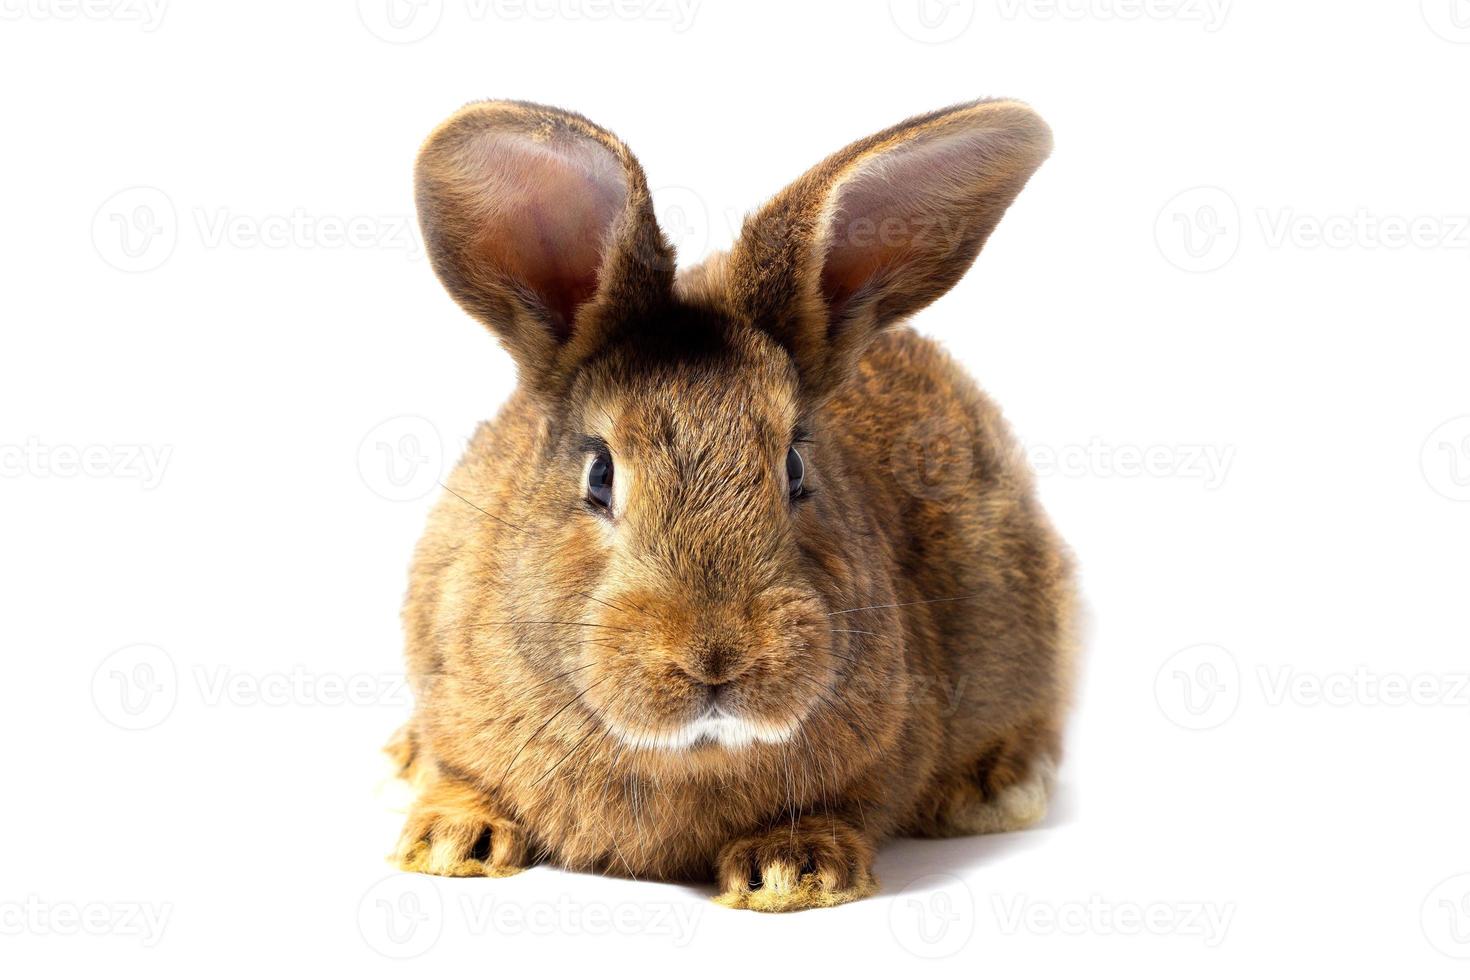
[[786, 446, 805, 499], [587, 451, 614, 509]]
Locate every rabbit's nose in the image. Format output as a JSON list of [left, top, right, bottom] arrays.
[[693, 682, 729, 706], [683, 643, 739, 686]]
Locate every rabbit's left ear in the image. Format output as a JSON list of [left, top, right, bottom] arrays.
[[414, 100, 674, 397], [725, 99, 1053, 396]]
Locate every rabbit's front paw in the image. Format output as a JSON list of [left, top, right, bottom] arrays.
[[714, 816, 877, 912], [393, 778, 529, 878]]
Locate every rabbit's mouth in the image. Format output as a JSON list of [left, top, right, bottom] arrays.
[[600, 700, 807, 753], [684, 703, 801, 749], [572, 584, 839, 754]]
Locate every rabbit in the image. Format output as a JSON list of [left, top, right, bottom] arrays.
[[387, 97, 1076, 913]]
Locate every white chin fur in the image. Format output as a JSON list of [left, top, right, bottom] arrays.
[[609, 711, 800, 752]]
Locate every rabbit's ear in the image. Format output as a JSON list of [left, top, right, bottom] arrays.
[[415, 100, 673, 394], [726, 99, 1052, 396]]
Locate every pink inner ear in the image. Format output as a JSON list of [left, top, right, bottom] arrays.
[[819, 129, 1011, 313], [463, 132, 628, 341]]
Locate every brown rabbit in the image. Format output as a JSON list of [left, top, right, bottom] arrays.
[[388, 98, 1075, 912]]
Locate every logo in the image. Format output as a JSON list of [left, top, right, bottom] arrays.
[[889, 0, 976, 43], [1155, 186, 1240, 273], [1422, 0, 1470, 42], [890, 416, 975, 506], [1421, 416, 1470, 502], [93, 187, 177, 273], [1155, 643, 1240, 730], [92, 644, 178, 730], [1422, 874, 1470, 958], [888, 873, 975, 958], [357, 874, 443, 958], [358, 416, 444, 502], [651, 185, 710, 269], [358, 0, 443, 43]]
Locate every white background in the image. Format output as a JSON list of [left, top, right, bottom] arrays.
[[3, 0, 1468, 975]]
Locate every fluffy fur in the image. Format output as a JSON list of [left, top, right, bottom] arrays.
[[388, 98, 1076, 912]]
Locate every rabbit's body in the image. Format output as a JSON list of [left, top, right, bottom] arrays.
[[391, 99, 1074, 911]]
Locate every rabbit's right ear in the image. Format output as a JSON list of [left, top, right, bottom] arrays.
[[724, 99, 1053, 398], [415, 100, 674, 395]]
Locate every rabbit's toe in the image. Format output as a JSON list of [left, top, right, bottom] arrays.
[[392, 779, 529, 878], [714, 816, 877, 912]]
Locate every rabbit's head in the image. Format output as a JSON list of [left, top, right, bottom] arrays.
[[414, 99, 1051, 755]]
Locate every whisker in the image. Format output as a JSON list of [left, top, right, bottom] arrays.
[[498, 677, 607, 788], [579, 699, 625, 773], [575, 591, 630, 615], [501, 620, 631, 631], [437, 482, 527, 534], [530, 682, 630, 792], [601, 738, 628, 813], [826, 593, 980, 617], [522, 661, 594, 693], [787, 675, 884, 752], [532, 715, 606, 788], [431, 620, 631, 636]]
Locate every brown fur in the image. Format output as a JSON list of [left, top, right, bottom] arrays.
[[390, 98, 1076, 912]]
